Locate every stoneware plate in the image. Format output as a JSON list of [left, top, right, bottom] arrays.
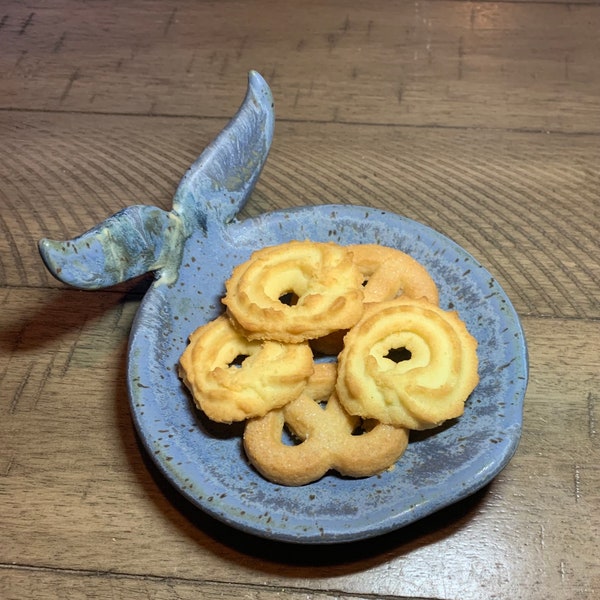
[[39, 72, 528, 544]]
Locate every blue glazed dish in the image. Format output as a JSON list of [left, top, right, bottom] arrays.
[[39, 72, 528, 544]]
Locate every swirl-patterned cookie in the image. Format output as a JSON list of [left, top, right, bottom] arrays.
[[179, 315, 314, 423], [336, 298, 479, 430], [222, 240, 365, 343]]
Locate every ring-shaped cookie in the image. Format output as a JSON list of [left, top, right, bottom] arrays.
[[179, 315, 314, 423], [243, 363, 409, 486], [223, 240, 365, 343], [336, 298, 479, 430]]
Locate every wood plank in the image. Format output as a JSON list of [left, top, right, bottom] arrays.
[[0, 568, 357, 600], [1, 0, 600, 132], [1, 287, 598, 599], [1, 111, 598, 319]]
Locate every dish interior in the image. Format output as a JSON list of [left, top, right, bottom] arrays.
[[127, 204, 527, 543]]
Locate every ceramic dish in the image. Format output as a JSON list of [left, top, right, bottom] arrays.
[[39, 72, 528, 544]]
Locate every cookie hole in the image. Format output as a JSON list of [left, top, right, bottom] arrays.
[[384, 347, 412, 363], [351, 423, 366, 436], [282, 424, 303, 446], [351, 418, 375, 436], [279, 291, 299, 306], [228, 354, 249, 368]]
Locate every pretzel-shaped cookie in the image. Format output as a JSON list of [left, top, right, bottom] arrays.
[[243, 363, 409, 486], [348, 243, 439, 304], [179, 315, 314, 423]]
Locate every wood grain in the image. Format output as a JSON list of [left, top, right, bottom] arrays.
[[1, 112, 597, 319], [1, 0, 600, 132], [1, 570, 354, 600], [1, 0, 599, 599], [1, 288, 598, 600]]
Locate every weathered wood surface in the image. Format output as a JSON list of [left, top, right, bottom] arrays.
[[2, 0, 600, 132], [2, 113, 598, 319], [1, 1, 599, 599]]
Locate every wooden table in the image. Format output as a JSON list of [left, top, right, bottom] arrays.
[[1, 1, 598, 599]]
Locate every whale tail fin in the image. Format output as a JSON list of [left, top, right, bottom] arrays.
[[38, 71, 274, 290]]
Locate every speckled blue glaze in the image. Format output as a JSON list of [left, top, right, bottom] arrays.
[[39, 71, 274, 289], [39, 72, 528, 544]]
